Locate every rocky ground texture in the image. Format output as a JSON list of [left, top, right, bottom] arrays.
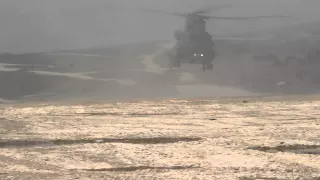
[[1, 95, 320, 180]]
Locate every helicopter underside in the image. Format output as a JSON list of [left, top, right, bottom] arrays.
[[168, 46, 215, 71], [179, 54, 212, 64], [172, 46, 215, 64]]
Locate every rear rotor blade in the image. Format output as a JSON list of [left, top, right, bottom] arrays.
[[110, 4, 290, 21], [203, 15, 290, 20], [138, 8, 187, 17]]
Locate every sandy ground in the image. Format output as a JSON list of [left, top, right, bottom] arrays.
[[1, 96, 320, 180]]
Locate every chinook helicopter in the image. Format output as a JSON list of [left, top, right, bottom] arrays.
[[137, 5, 289, 72]]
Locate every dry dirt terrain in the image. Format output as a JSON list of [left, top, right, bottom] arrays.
[[1, 95, 320, 180]]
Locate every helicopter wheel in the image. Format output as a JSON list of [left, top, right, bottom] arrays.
[[171, 56, 180, 68], [176, 59, 181, 67], [168, 57, 175, 69], [169, 59, 173, 69], [169, 60, 179, 69], [202, 64, 206, 72]]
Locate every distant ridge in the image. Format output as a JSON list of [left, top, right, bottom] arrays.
[[49, 40, 171, 55]]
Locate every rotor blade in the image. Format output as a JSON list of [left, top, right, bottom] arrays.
[[213, 37, 270, 41], [203, 15, 290, 20], [138, 4, 232, 17], [192, 4, 233, 15]]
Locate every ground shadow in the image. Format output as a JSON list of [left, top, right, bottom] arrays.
[[0, 137, 202, 149], [71, 112, 180, 116], [239, 177, 282, 180], [248, 144, 320, 155], [81, 165, 200, 172]]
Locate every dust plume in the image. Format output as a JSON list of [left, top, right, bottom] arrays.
[[0, 0, 320, 103]]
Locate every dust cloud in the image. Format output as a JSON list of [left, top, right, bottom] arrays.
[[0, 1, 320, 103]]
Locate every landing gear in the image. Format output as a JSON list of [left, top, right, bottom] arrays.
[[208, 63, 213, 71], [168, 50, 181, 69], [200, 49, 214, 72], [170, 58, 181, 69], [202, 63, 213, 72]]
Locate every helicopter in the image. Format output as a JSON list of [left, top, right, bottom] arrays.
[[136, 5, 290, 72]]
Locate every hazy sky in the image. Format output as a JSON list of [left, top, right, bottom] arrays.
[[0, 0, 319, 53]]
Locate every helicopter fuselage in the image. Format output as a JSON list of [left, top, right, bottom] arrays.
[[173, 27, 215, 64]]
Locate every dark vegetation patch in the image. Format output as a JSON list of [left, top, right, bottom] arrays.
[[0, 70, 114, 100], [0, 53, 55, 65]]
